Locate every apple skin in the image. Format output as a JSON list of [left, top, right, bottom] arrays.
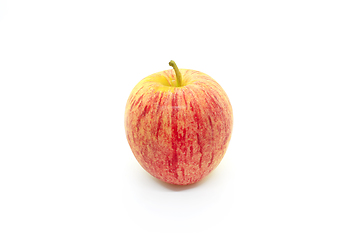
[[125, 68, 233, 185]]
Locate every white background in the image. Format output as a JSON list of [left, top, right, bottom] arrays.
[[1, 0, 363, 239]]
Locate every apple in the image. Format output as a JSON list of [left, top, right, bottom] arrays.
[[125, 61, 233, 185]]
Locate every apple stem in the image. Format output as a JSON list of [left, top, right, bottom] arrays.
[[169, 60, 182, 87]]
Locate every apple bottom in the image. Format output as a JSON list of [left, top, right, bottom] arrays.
[[132, 138, 230, 185]]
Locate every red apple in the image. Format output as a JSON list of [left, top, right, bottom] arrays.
[[125, 61, 233, 185]]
